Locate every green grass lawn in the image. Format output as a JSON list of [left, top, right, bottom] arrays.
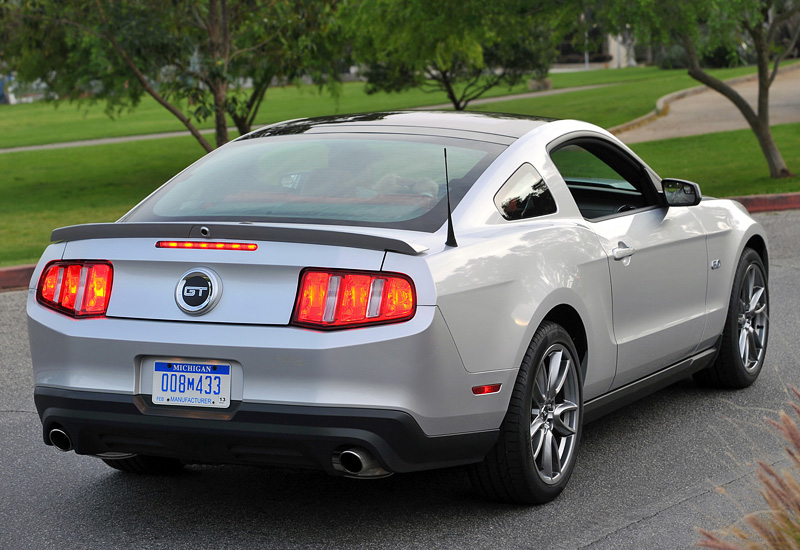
[[0, 80, 537, 150], [1, 62, 788, 149], [0, 137, 204, 267], [630, 123, 800, 197], [2, 121, 797, 267]]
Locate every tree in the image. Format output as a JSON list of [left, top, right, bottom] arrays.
[[1, 0, 341, 152], [343, 0, 575, 111], [597, 0, 800, 179]]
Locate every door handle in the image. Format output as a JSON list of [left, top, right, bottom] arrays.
[[612, 242, 636, 261]]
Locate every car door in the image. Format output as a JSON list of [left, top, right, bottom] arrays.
[[549, 137, 708, 388]]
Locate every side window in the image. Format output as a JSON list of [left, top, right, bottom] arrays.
[[550, 139, 658, 220], [494, 163, 557, 221]]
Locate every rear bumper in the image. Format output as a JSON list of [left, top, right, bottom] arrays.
[[28, 291, 515, 436], [35, 387, 499, 474]]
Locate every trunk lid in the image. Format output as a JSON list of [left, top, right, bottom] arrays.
[[57, 223, 423, 325]]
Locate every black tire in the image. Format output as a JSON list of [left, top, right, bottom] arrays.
[[468, 321, 583, 504], [694, 247, 769, 388], [102, 455, 185, 475]]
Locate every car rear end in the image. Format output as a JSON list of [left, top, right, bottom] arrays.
[[27, 117, 525, 476], [28, 224, 515, 475]]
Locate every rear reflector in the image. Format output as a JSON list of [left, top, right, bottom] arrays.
[[292, 269, 415, 329], [156, 241, 258, 251], [36, 261, 113, 317], [472, 384, 502, 395]]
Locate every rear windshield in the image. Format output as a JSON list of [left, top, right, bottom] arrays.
[[124, 134, 505, 232]]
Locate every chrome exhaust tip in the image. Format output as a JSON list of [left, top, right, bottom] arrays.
[[332, 447, 392, 478], [48, 428, 73, 452]]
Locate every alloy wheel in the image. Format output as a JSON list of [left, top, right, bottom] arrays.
[[530, 343, 580, 485], [737, 264, 768, 372]]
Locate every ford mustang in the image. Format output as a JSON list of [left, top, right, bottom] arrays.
[[27, 111, 769, 504]]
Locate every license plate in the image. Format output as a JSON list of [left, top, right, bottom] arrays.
[[152, 361, 231, 409]]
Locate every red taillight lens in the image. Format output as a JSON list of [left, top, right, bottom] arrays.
[[296, 271, 333, 324], [338, 274, 372, 323], [36, 261, 113, 318], [83, 263, 113, 314], [292, 269, 416, 329]]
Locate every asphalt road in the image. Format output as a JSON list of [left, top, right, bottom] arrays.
[[2, 209, 800, 549]]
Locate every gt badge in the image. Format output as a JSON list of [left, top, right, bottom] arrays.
[[175, 268, 222, 315], [711, 259, 721, 270]]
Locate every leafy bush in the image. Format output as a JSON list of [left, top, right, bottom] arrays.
[[656, 45, 689, 69]]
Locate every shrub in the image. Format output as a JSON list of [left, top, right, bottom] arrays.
[[698, 388, 800, 549]]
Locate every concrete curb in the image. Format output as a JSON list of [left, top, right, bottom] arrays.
[[3, 192, 800, 291], [0, 264, 36, 292], [608, 62, 800, 136], [728, 192, 800, 213]]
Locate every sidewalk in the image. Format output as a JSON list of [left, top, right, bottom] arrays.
[[612, 63, 800, 143]]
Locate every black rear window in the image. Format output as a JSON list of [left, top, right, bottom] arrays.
[[124, 134, 505, 232]]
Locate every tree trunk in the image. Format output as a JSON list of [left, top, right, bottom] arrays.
[[432, 66, 466, 110], [231, 78, 270, 136], [231, 114, 250, 137], [211, 82, 229, 147], [752, 118, 792, 178], [208, 0, 230, 147], [93, 0, 214, 153], [683, 37, 792, 179]]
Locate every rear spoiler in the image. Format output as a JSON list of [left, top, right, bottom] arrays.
[[50, 223, 427, 256]]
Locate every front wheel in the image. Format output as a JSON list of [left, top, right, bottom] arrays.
[[694, 247, 769, 388], [469, 321, 583, 504]]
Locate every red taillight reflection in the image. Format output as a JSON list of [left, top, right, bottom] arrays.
[[292, 269, 416, 329], [36, 261, 113, 318]]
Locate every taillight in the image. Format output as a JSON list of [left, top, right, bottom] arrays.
[[292, 269, 416, 329], [36, 261, 113, 318]]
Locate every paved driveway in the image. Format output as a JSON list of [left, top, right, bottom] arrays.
[[618, 65, 800, 143]]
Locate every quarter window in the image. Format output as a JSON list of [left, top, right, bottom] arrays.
[[494, 164, 556, 221]]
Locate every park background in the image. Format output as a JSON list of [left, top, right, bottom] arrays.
[[1, 0, 798, 269]]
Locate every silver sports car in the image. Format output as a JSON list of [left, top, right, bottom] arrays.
[[28, 111, 769, 504]]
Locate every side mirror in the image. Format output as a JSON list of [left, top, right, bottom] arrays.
[[662, 178, 702, 207]]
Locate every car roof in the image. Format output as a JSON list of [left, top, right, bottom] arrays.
[[239, 111, 556, 145]]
